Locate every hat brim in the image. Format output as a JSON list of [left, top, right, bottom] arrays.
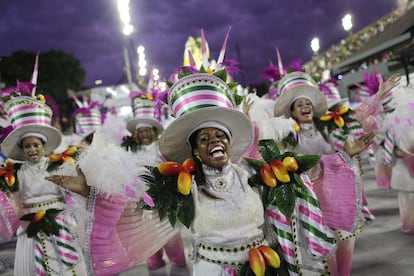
[[1, 125, 62, 161], [274, 85, 328, 118], [327, 98, 349, 110], [127, 118, 164, 135], [159, 107, 253, 164]]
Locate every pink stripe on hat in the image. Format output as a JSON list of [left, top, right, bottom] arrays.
[[172, 90, 232, 117]]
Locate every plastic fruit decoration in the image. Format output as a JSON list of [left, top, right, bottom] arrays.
[[249, 247, 266, 276], [157, 161, 182, 176], [270, 160, 290, 183], [257, 245, 281, 268], [32, 210, 46, 223], [260, 164, 277, 187], [282, 157, 299, 172]]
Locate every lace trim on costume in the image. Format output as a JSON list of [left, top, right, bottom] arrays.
[[83, 186, 96, 276], [337, 151, 364, 234]]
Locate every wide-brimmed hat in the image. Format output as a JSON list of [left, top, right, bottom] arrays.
[[1, 96, 62, 161], [70, 95, 103, 139], [274, 71, 327, 118], [319, 82, 349, 110], [159, 73, 253, 163], [126, 98, 163, 135], [74, 108, 102, 138]]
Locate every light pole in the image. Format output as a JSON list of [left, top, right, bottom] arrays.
[[342, 14, 353, 35], [137, 45, 147, 88], [116, 0, 134, 92]]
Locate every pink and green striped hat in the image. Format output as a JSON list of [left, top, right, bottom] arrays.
[[126, 97, 163, 135], [1, 96, 62, 161], [274, 71, 327, 118], [74, 109, 102, 138], [319, 81, 348, 110], [159, 73, 253, 163]]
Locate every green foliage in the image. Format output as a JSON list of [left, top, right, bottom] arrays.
[[0, 50, 85, 101], [212, 68, 227, 82], [143, 166, 195, 228], [120, 135, 141, 153], [258, 140, 281, 163]]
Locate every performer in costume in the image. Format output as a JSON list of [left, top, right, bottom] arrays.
[[143, 31, 339, 276], [54, 95, 179, 275], [244, 70, 376, 276], [0, 93, 89, 275], [122, 93, 187, 270], [380, 82, 414, 233]]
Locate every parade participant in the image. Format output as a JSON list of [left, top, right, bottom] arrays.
[[262, 71, 375, 276], [158, 71, 271, 275], [0, 94, 89, 275], [50, 94, 179, 276], [122, 93, 187, 271], [380, 82, 414, 233]]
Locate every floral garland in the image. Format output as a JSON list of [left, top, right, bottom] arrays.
[[244, 139, 320, 218], [0, 160, 22, 193]]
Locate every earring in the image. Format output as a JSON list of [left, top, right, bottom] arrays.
[[194, 152, 201, 161]]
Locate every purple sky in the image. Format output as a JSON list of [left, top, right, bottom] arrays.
[[0, 0, 399, 87]]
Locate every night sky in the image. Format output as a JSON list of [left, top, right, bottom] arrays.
[[0, 0, 401, 87]]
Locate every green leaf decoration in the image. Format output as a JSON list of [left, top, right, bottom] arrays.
[[234, 94, 245, 106], [274, 184, 296, 218], [46, 161, 61, 172], [121, 135, 141, 153], [258, 140, 281, 163], [281, 132, 298, 149], [178, 68, 195, 79], [248, 174, 264, 188], [244, 158, 265, 172], [266, 185, 279, 206], [292, 173, 308, 197], [212, 68, 227, 82], [198, 65, 207, 73], [177, 196, 195, 228], [21, 209, 62, 237], [26, 223, 40, 238], [295, 154, 320, 174]]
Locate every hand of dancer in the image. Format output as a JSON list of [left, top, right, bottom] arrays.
[[46, 166, 90, 197], [377, 74, 401, 99], [344, 131, 375, 157]]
